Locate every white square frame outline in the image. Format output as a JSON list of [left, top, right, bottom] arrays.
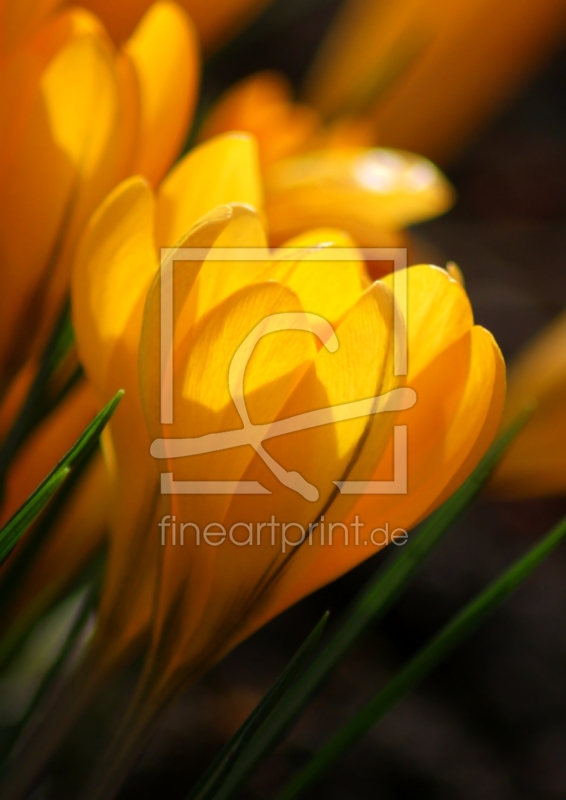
[[156, 247, 409, 496]]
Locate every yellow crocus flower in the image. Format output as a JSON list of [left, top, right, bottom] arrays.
[[0, 132, 503, 798], [0, 0, 198, 390], [304, 0, 566, 164], [491, 311, 566, 498], [69, 132, 504, 729], [199, 71, 454, 247]]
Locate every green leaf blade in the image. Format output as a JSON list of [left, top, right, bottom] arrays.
[[187, 613, 329, 800], [0, 390, 123, 566], [278, 510, 566, 800], [0, 468, 70, 563]]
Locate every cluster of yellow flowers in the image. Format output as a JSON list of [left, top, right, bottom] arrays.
[[0, 0, 564, 795]]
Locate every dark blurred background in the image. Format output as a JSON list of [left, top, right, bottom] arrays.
[[75, 1, 566, 797]]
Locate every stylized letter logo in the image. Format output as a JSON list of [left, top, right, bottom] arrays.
[[151, 247, 413, 499]]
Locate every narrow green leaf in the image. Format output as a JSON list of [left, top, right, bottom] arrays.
[[0, 390, 123, 566], [187, 613, 329, 800], [0, 459, 105, 673], [279, 512, 566, 799], [204, 415, 527, 800], [46, 310, 75, 375], [0, 469, 70, 563], [59, 389, 124, 470]]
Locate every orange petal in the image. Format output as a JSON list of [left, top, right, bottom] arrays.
[[492, 309, 566, 498], [0, 19, 122, 379], [120, 1, 199, 186], [199, 71, 320, 168]]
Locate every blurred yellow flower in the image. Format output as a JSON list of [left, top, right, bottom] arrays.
[[0, 0, 198, 389], [199, 71, 455, 247], [304, 0, 566, 164], [199, 71, 323, 168], [492, 311, 566, 498], [70, 133, 504, 728]]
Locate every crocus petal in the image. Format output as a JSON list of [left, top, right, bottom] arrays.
[[491, 385, 566, 498], [0, 19, 121, 379], [120, 1, 199, 186], [155, 132, 264, 246], [139, 204, 247, 438], [180, 204, 269, 325], [199, 71, 320, 168], [264, 147, 453, 246], [72, 176, 157, 396], [492, 310, 566, 497], [381, 263, 473, 378], [0, 10, 97, 180], [271, 229, 368, 325], [429, 331, 505, 512]]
